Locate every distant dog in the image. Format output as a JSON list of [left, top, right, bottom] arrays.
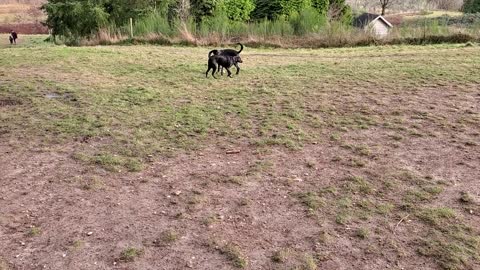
[[208, 43, 244, 75], [206, 55, 243, 79]]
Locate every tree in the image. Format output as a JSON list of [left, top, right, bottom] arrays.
[[190, 0, 217, 23], [311, 0, 329, 15], [252, 0, 310, 20], [223, 0, 255, 21], [42, 0, 109, 42], [464, 0, 480, 13], [328, 0, 352, 24], [379, 0, 395, 15]]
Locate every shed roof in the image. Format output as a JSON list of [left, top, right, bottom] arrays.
[[353, 13, 393, 28]]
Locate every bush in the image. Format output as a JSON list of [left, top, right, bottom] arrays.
[[464, 0, 480, 13], [251, 0, 310, 20], [289, 6, 326, 35], [42, 0, 109, 43]]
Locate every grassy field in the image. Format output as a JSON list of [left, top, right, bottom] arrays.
[[0, 37, 479, 269]]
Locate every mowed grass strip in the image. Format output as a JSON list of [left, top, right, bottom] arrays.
[[1, 42, 479, 171]]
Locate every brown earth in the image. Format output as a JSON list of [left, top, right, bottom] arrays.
[[1, 86, 479, 269]]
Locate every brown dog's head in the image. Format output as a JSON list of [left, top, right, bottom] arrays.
[[234, 55, 243, 63]]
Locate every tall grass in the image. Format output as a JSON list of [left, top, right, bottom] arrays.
[[91, 9, 479, 48]]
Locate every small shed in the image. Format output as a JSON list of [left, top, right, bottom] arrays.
[[353, 13, 393, 38]]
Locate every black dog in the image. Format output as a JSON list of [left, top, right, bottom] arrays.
[[206, 55, 243, 79], [208, 43, 243, 75], [208, 43, 243, 58]]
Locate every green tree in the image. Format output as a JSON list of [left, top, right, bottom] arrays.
[[252, 0, 310, 20], [311, 0, 329, 15], [42, 0, 109, 42], [190, 0, 217, 23], [464, 0, 480, 13], [223, 0, 255, 21], [328, 0, 352, 24]]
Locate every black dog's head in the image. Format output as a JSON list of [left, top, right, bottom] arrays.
[[234, 55, 243, 63]]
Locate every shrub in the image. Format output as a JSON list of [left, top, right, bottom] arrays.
[[464, 0, 480, 13], [224, 0, 256, 21]]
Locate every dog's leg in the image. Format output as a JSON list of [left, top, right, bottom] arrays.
[[235, 63, 240, 75], [226, 67, 232, 78], [206, 67, 211, 78], [212, 65, 217, 79]]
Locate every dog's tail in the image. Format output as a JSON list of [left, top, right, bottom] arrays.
[[236, 43, 244, 54], [208, 49, 219, 58]]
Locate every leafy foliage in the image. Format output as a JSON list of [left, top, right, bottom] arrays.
[[252, 0, 310, 20], [42, 0, 354, 41], [223, 0, 255, 21], [464, 0, 480, 13], [329, 0, 352, 24], [190, 0, 218, 23], [42, 0, 109, 42], [311, 0, 329, 15]]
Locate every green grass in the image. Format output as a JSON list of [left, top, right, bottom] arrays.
[[27, 226, 41, 237], [356, 227, 370, 239], [119, 247, 144, 262], [297, 191, 324, 211], [157, 229, 180, 246], [220, 243, 248, 268], [1, 42, 479, 171]]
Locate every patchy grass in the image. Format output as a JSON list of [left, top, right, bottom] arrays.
[[356, 227, 370, 239], [460, 191, 474, 204], [70, 240, 85, 251], [418, 227, 480, 270], [1, 42, 480, 270], [27, 226, 41, 237], [220, 243, 248, 269], [119, 247, 144, 262], [416, 207, 456, 226], [272, 249, 291, 263], [156, 229, 180, 246], [296, 192, 324, 211]]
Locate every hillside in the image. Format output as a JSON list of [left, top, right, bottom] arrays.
[[0, 0, 46, 34]]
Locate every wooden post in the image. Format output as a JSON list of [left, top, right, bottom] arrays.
[[130, 18, 133, 39]]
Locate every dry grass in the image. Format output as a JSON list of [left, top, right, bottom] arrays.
[[0, 3, 44, 24]]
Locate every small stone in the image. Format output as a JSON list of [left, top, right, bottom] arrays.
[[469, 209, 474, 215], [87, 232, 93, 236], [173, 191, 182, 196], [20, 242, 25, 246], [62, 254, 66, 258]]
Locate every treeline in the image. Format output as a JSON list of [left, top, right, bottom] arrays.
[[42, 0, 353, 42]]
